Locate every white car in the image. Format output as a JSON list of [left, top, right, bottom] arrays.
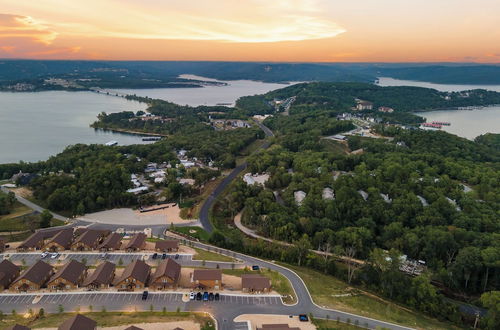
[[189, 292, 195, 300], [40, 252, 48, 258], [50, 253, 59, 259]]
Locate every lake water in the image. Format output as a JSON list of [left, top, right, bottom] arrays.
[[0, 91, 148, 164], [116, 74, 293, 106], [377, 77, 500, 139]]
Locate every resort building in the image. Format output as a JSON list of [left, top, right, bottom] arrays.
[[47, 260, 87, 291], [10, 260, 53, 292], [150, 259, 181, 290]]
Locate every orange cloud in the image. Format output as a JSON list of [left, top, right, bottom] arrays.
[[0, 13, 57, 44]]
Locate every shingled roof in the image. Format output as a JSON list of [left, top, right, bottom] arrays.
[[58, 314, 96, 330], [152, 259, 181, 283], [98, 233, 122, 250], [49, 260, 86, 285], [0, 259, 20, 288], [83, 261, 115, 286], [124, 233, 147, 250], [155, 240, 178, 251], [192, 269, 221, 281], [14, 260, 52, 285], [115, 259, 150, 285], [18, 231, 46, 249], [124, 326, 144, 330], [46, 228, 74, 249], [72, 229, 101, 248], [241, 274, 271, 291]]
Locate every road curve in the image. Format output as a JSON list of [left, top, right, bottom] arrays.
[[199, 120, 274, 233], [166, 233, 414, 330]]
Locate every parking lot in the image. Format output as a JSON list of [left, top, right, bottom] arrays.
[[0, 291, 283, 315]]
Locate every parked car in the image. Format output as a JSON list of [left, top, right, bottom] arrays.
[[142, 291, 149, 300], [252, 265, 260, 271], [196, 292, 202, 301], [40, 252, 48, 259], [100, 253, 108, 259], [50, 253, 59, 259], [162, 253, 167, 259], [209, 292, 214, 301], [203, 292, 209, 301], [189, 292, 195, 300], [175, 254, 179, 259], [298, 314, 309, 322], [152, 253, 158, 259], [214, 293, 220, 301]]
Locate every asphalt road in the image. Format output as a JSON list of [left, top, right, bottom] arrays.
[[3, 252, 241, 269], [165, 234, 414, 330], [199, 120, 274, 233]]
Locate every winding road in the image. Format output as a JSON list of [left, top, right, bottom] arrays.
[[199, 120, 274, 233]]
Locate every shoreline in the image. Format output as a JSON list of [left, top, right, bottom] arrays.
[[94, 127, 169, 137]]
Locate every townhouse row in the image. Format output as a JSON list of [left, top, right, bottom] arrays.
[[0, 258, 272, 293]]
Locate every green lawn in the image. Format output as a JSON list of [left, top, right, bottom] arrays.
[[223, 267, 297, 304], [192, 247, 235, 262], [312, 318, 363, 329], [173, 226, 210, 241], [286, 264, 457, 330], [0, 311, 214, 330], [0, 202, 33, 231]]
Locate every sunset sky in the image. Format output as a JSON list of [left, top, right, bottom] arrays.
[[0, 0, 499, 62]]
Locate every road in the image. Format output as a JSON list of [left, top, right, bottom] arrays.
[[199, 120, 274, 233], [0, 186, 68, 222], [164, 233, 414, 330], [3, 251, 241, 269]]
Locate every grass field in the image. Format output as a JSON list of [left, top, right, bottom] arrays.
[[312, 318, 363, 329], [174, 226, 210, 241], [192, 247, 235, 262], [286, 264, 457, 330], [0, 311, 215, 330], [223, 267, 297, 304]]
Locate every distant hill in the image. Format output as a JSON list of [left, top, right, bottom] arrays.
[[0, 60, 499, 85], [376, 65, 500, 85]]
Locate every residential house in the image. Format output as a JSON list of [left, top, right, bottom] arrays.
[[6, 325, 31, 330], [71, 230, 104, 251], [241, 274, 271, 293], [355, 99, 373, 111], [47, 260, 87, 291], [124, 233, 147, 252], [378, 106, 394, 113], [44, 229, 74, 251], [83, 261, 115, 289], [191, 269, 222, 290], [155, 240, 179, 252], [10, 260, 53, 292], [58, 314, 97, 330], [98, 233, 122, 251], [0, 259, 20, 290], [114, 260, 150, 291], [17, 232, 46, 251], [150, 259, 181, 290]]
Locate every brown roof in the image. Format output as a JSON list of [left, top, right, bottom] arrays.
[[115, 259, 150, 285], [257, 325, 300, 330], [72, 230, 101, 248], [241, 274, 271, 291], [192, 269, 221, 281], [14, 260, 52, 285], [49, 260, 86, 285], [58, 314, 97, 330], [5, 325, 31, 330], [152, 259, 181, 283], [0, 259, 20, 288], [124, 326, 144, 330], [98, 233, 122, 250], [46, 228, 74, 249], [125, 233, 147, 249], [83, 261, 115, 286], [155, 240, 178, 251], [18, 231, 46, 249]]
